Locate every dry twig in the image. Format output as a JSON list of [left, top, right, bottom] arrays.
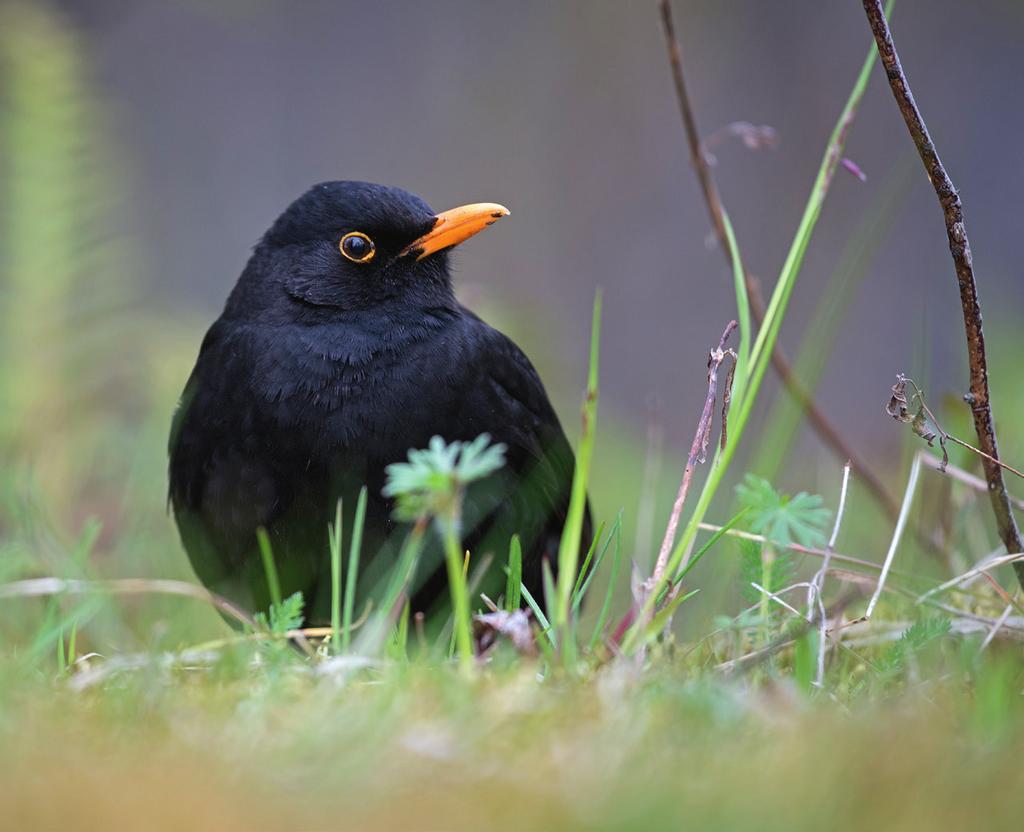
[[807, 462, 852, 686], [862, 0, 1024, 588], [980, 605, 1014, 651], [0, 576, 256, 629], [864, 451, 923, 619], [650, 320, 737, 584], [915, 552, 1024, 606]]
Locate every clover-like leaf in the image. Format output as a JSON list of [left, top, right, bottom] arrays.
[[383, 434, 507, 522], [736, 474, 831, 549], [254, 590, 305, 634]]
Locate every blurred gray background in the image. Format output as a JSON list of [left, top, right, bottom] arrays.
[[5, 0, 1024, 497]]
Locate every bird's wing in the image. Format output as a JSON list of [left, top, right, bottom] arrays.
[[168, 321, 307, 611], [455, 314, 592, 590]]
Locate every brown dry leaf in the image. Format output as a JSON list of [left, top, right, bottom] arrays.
[[885, 373, 949, 470], [911, 409, 938, 446], [886, 375, 912, 423]]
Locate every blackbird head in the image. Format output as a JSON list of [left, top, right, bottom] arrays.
[[227, 181, 509, 319]]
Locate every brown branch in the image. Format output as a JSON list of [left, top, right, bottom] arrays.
[[650, 320, 737, 584], [657, 0, 903, 527], [861, 0, 1024, 588]]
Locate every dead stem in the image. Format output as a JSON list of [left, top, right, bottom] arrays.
[[862, 0, 1024, 588], [650, 320, 737, 585], [0, 576, 255, 629]]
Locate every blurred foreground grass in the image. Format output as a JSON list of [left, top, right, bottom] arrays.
[[2, 2, 1024, 829], [2, 658, 1023, 831]]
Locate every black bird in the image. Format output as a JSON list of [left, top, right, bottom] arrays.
[[169, 181, 590, 623]]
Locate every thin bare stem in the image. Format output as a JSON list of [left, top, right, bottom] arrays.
[[944, 435, 1024, 481], [716, 590, 859, 674], [808, 462, 853, 612], [808, 461, 851, 686], [697, 524, 900, 579], [980, 605, 1014, 651], [751, 582, 811, 620], [831, 566, 1024, 634], [695, 520, 998, 618], [650, 320, 736, 584], [916, 552, 1024, 606], [862, 0, 1024, 588], [981, 573, 1024, 617], [864, 452, 922, 619], [919, 452, 1024, 511], [0, 576, 255, 629]]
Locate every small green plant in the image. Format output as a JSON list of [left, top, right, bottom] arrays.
[[384, 435, 507, 523], [383, 434, 507, 672], [736, 539, 794, 605], [254, 526, 305, 644], [253, 591, 305, 635], [736, 475, 829, 639], [735, 474, 832, 550], [877, 617, 950, 676]]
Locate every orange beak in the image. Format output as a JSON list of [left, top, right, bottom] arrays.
[[400, 202, 510, 261]]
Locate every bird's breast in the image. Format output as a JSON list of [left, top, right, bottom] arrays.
[[247, 318, 472, 460]]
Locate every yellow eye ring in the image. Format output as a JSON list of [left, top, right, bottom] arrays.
[[339, 231, 376, 263]]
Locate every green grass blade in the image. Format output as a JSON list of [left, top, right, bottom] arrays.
[[342, 486, 367, 652], [354, 522, 424, 656], [750, 154, 914, 479], [390, 599, 411, 662], [542, 557, 558, 634], [572, 519, 606, 602], [520, 582, 554, 646], [67, 619, 77, 668], [505, 535, 523, 611], [573, 516, 619, 613], [637, 588, 701, 650], [554, 288, 602, 648], [674, 506, 751, 585], [588, 510, 624, 652], [329, 498, 343, 653], [720, 206, 750, 409], [442, 518, 474, 673], [256, 527, 281, 610], [56, 626, 65, 673]]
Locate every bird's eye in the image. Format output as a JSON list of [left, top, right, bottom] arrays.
[[339, 231, 375, 263]]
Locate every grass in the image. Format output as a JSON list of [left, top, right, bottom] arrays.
[[553, 289, 602, 659], [3, 658, 1023, 832], [3, 1, 1024, 828]]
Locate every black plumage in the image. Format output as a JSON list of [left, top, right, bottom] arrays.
[[168, 181, 590, 622]]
